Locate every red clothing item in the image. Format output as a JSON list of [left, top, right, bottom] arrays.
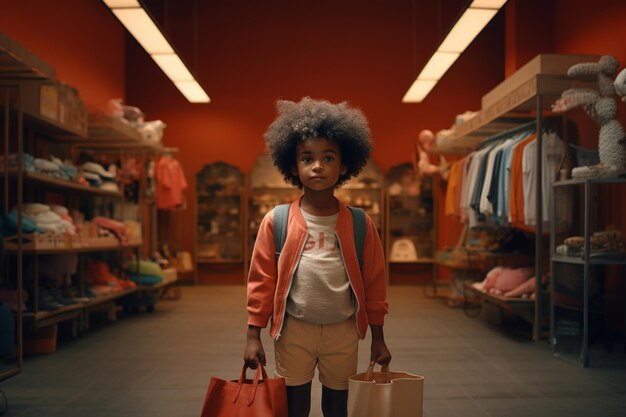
[[156, 156, 188, 210], [246, 197, 388, 340]]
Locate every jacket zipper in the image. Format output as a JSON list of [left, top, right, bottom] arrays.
[[274, 232, 307, 340], [336, 232, 362, 338]]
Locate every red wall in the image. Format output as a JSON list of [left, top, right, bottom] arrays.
[[2, 1, 625, 285], [0, 0, 126, 112], [124, 1, 504, 282]]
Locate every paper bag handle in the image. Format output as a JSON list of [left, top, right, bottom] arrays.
[[365, 363, 391, 383], [233, 363, 269, 405]]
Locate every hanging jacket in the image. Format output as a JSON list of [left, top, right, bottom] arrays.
[[246, 196, 388, 340]]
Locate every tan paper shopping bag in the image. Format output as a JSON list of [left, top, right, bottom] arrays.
[[348, 364, 424, 417]]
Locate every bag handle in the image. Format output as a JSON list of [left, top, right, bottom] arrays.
[[233, 363, 269, 405], [365, 362, 391, 383]]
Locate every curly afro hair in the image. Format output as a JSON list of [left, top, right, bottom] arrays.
[[264, 97, 372, 188]]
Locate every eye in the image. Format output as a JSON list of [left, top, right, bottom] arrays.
[[301, 156, 313, 163], [324, 156, 335, 162]]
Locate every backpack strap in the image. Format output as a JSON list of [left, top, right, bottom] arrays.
[[273, 204, 290, 261], [348, 206, 366, 271]]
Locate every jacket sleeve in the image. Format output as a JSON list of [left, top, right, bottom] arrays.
[[360, 215, 388, 325], [246, 210, 278, 328]]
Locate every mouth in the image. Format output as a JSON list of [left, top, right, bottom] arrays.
[[310, 176, 325, 180]]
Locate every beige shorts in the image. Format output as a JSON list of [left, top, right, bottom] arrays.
[[274, 315, 359, 390]]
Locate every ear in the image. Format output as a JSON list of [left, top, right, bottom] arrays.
[[340, 165, 348, 175], [291, 165, 299, 176]]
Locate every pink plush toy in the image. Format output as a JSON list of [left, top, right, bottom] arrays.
[[504, 274, 549, 298], [415, 129, 450, 180], [481, 266, 506, 291], [481, 266, 534, 295]]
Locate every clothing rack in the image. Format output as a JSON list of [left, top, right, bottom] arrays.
[[476, 120, 537, 150]]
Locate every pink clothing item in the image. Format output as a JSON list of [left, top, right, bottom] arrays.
[[92, 216, 128, 242], [155, 156, 188, 210], [247, 197, 388, 340]]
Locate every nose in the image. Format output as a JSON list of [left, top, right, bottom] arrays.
[[312, 161, 324, 171]]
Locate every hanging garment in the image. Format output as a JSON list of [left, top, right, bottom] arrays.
[[156, 156, 188, 210]]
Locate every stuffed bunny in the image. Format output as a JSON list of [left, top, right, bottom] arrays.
[[552, 55, 626, 178]]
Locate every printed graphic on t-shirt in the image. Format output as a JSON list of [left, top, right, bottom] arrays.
[[303, 231, 339, 253]]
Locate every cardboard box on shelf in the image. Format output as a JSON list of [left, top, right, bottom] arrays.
[[481, 54, 601, 110]]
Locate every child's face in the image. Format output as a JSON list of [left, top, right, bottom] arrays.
[[292, 137, 347, 191]]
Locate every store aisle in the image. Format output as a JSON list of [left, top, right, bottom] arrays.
[[1, 285, 625, 417]]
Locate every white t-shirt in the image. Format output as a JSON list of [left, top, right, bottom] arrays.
[[286, 210, 356, 324]]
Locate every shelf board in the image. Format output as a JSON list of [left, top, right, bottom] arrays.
[[81, 114, 164, 151], [0, 32, 55, 80], [465, 282, 535, 306], [1, 171, 122, 197], [433, 74, 596, 155], [6, 242, 141, 255], [554, 177, 626, 187], [552, 254, 626, 266], [24, 287, 137, 326]]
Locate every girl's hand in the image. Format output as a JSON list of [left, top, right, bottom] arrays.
[[244, 326, 266, 369], [370, 337, 392, 366]]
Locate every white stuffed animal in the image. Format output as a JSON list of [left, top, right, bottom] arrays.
[[139, 120, 167, 143]]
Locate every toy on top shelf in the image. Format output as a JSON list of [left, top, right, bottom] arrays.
[[552, 55, 626, 179], [414, 129, 450, 180]]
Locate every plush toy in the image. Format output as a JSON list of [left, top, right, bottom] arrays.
[[481, 266, 534, 296], [139, 120, 167, 143], [616, 67, 626, 103], [504, 274, 549, 299], [414, 129, 450, 180], [552, 55, 626, 178], [107, 98, 145, 126]]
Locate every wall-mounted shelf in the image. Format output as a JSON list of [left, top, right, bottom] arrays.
[[1, 171, 123, 197]]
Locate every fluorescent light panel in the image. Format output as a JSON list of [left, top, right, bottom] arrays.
[[103, 0, 140, 7], [152, 54, 194, 81], [402, 1, 506, 103], [438, 8, 498, 53], [105, 1, 210, 103], [175, 81, 210, 103], [112, 8, 173, 54], [418, 51, 460, 80], [402, 80, 437, 103]]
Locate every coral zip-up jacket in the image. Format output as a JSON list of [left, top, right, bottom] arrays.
[[246, 197, 388, 340]]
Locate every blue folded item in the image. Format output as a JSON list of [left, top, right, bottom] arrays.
[[3, 210, 42, 235], [127, 274, 163, 286], [58, 165, 77, 180]]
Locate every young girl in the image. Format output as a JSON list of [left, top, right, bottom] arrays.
[[244, 97, 391, 417]]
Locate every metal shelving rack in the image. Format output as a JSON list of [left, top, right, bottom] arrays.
[[550, 177, 626, 366], [432, 65, 595, 340]]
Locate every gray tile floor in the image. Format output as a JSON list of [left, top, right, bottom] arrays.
[[0, 285, 625, 417]]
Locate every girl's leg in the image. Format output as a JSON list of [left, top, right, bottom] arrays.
[[321, 385, 348, 417], [287, 382, 312, 417]]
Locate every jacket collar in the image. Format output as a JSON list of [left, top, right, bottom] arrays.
[[289, 195, 352, 233]]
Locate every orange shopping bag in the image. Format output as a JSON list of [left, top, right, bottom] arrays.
[[201, 363, 287, 417]]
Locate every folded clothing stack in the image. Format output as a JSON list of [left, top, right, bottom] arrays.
[[82, 161, 118, 192], [125, 260, 164, 286], [1, 203, 77, 236]]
